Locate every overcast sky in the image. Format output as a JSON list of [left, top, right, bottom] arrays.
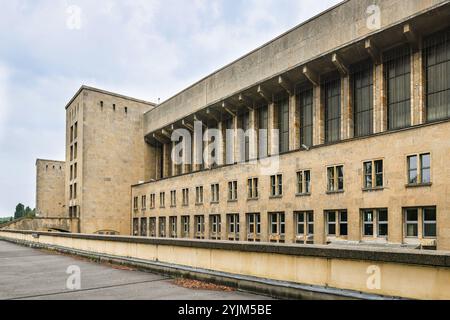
[[0, 0, 341, 217]]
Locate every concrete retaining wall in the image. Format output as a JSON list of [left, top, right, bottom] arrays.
[[1, 230, 450, 300]]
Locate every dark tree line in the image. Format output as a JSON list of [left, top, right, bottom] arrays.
[[13, 203, 35, 220]]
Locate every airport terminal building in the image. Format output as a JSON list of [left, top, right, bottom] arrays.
[[40, 0, 450, 251]]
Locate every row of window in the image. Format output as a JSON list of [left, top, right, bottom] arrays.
[[99, 101, 128, 114], [153, 27, 450, 178], [132, 207, 437, 244], [134, 153, 431, 211]]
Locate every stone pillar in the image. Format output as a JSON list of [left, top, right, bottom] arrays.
[[347, 209, 360, 243], [374, 63, 387, 133], [239, 211, 246, 242], [260, 212, 269, 242], [314, 208, 326, 245], [411, 49, 426, 126], [171, 141, 177, 176], [341, 76, 353, 140], [205, 215, 210, 240], [285, 212, 294, 244], [313, 85, 325, 146], [289, 94, 300, 151], [388, 206, 403, 245]]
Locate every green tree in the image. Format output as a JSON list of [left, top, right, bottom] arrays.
[[14, 203, 25, 219]]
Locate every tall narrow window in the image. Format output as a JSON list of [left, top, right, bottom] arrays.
[[298, 87, 313, 148], [268, 212, 285, 243], [363, 160, 384, 189], [258, 105, 269, 158], [424, 28, 450, 122], [277, 97, 290, 153], [246, 213, 261, 242], [210, 215, 221, 240], [247, 178, 259, 199], [326, 210, 348, 238], [158, 217, 166, 238], [270, 175, 283, 197], [295, 211, 314, 244], [241, 112, 250, 162], [327, 165, 344, 192], [227, 214, 240, 241], [324, 78, 341, 143], [195, 186, 204, 205], [352, 61, 374, 137], [296, 170, 311, 195], [407, 153, 431, 185], [169, 217, 177, 238], [181, 216, 190, 238], [182, 188, 189, 206], [195, 215, 205, 239], [228, 181, 238, 201], [211, 184, 219, 203], [140, 218, 148, 237], [384, 46, 411, 130]]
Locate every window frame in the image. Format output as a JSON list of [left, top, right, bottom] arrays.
[[296, 170, 312, 195], [407, 153, 432, 186], [325, 210, 348, 239], [246, 213, 261, 242], [327, 165, 344, 193], [363, 159, 384, 190]]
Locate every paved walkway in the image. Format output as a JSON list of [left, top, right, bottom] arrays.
[[0, 240, 270, 300]]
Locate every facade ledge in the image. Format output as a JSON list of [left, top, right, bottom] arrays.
[[326, 191, 345, 195], [362, 187, 385, 192], [405, 183, 433, 189], [296, 193, 312, 198]]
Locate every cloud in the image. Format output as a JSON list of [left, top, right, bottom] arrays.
[[0, 0, 341, 217]]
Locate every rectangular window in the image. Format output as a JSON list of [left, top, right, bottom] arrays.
[[74, 163, 77, 179], [70, 125, 74, 143], [181, 216, 190, 238], [247, 178, 259, 199], [384, 46, 411, 130], [195, 215, 205, 239], [141, 195, 147, 211], [326, 210, 348, 238], [363, 160, 384, 189], [74, 122, 78, 139], [158, 217, 166, 238], [73, 183, 77, 199], [227, 214, 240, 240], [246, 213, 261, 242], [298, 87, 313, 148], [182, 188, 189, 206], [296, 170, 311, 195], [133, 218, 139, 236], [424, 27, 450, 122], [150, 194, 156, 209], [74, 143, 78, 159], [352, 61, 374, 137], [362, 209, 389, 238], [327, 165, 344, 192], [159, 192, 165, 208], [170, 191, 176, 207], [404, 207, 438, 240], [295, 211, 314, 244], [407, 153, 431, 185], [211, 184, 219, 203], [140, 218, 147, 237], [210, 215, 221, 240], [169, 216, 177, 238], [269, 213, 285, 242], [270, 174, 283, 197], [277, 97, 290, 154], [195, 186, 204, 205], [228, 181, 238, 201], [405, 208, 419, 238], [324, 78, 341, 143], [133, 197, 138, 212], [149, 218, 156, 237], [70, 165, 73, 180]]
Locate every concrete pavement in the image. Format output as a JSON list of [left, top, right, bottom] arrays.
[[0, 240, 270, 300]]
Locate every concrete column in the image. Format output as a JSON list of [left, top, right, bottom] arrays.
[[268, 102, 278, 156], [374, 63, 387, 133], [341, 76, 353, 140], [205, 215, 210, 240], [411, 50, 426, 126], [388, 206, 403, 245], [189, 215, 195, 239], [314, 209, 326, 245], [260, 212, 269, 243], [239, 211, 247, 242], [220, 212, 227, 240], [312, 85, 325, 146], [289, 95, 300, 151], [347, 208, 360, 243], [285, 212, 294, 244]]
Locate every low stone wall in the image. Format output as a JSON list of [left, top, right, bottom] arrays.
[[1, 230, 450, 300], [0, 218, 78, 233]]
